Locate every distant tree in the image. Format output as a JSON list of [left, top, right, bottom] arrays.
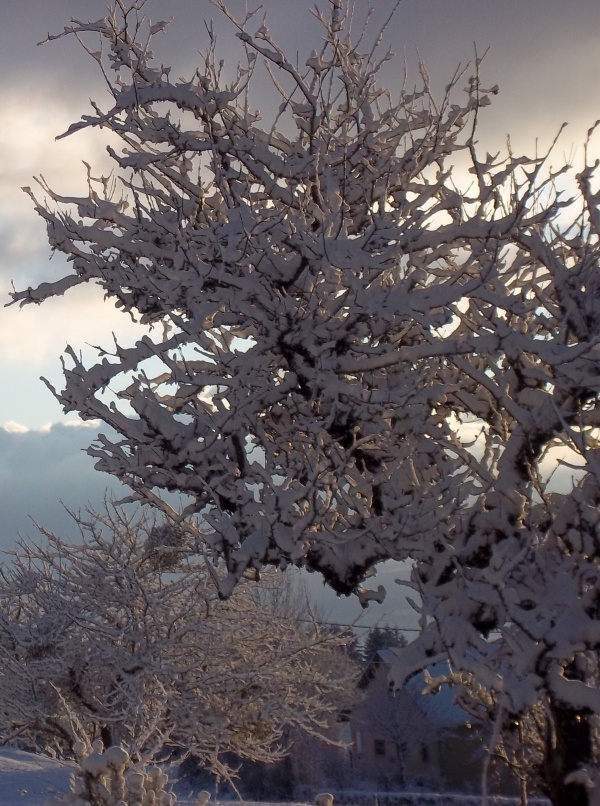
[[10, 2, 600, 803], [361, 626, 407, 663], [0, 505, 355, 781]]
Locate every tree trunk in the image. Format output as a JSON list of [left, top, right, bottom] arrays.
[[519, 775, 527, 806], [541, 699, 592, 806], [100, 725, 113, 749], [517, 720, 528, 806]]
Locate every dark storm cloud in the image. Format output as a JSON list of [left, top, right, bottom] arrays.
[[0, 421, 416, 631], [4, 0, 599, 218], [4, 0, 600, 148]]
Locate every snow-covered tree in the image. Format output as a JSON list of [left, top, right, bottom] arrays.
[[424, 652, 600, 805], [10, 0, 478, 598], [394, 480, 600, 806], [0, 505, 355, 781], [10, 2, 600, 803]]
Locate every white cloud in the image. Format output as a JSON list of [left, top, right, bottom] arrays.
[[2, 422, 31, 434], [0, 281, 151, 428], [0, 89, 112, 249], [1, 283, 148, 368], [0, 88, 150, 428]]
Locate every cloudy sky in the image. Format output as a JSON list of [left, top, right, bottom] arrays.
[[1, 0, 599, 625]]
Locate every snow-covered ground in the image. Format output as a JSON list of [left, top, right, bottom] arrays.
[[0, 748, 73, 805], [0, 750, 246, 806], [0, 749, 550, 806]]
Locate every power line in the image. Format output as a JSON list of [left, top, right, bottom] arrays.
[[293, 615, 421, 633]]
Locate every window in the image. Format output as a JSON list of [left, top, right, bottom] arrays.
[[374, 739, 386, 757]]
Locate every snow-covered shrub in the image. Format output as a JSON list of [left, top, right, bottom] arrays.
[[45, 740, 174, 806], [0, 505, 356, 778]]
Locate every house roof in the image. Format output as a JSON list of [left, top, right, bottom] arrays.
[[371, 649, 471, 729]]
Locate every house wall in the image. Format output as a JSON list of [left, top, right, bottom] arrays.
[[348, 654, 508, 793]]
